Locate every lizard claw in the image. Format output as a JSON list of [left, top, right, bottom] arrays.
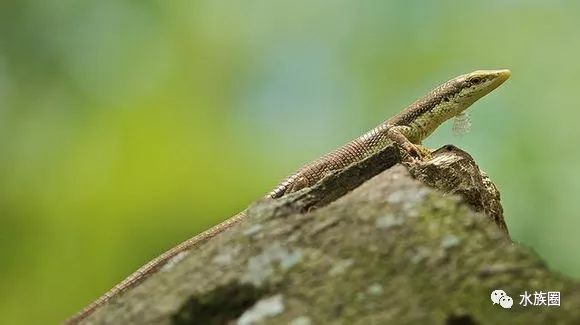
[[400, 142, 423, 162], [416, 145, 433, 160], [400, 143, 433, 163]]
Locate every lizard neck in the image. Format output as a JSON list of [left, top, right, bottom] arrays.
[[390, 96, 474, 143]]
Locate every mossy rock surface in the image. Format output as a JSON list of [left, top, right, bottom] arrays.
[[84, 145, 580, 325]]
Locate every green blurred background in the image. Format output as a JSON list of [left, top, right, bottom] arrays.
[[1, 1, 580, 323]]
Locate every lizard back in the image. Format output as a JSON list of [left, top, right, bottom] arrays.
[[268, 123, 392, 198]]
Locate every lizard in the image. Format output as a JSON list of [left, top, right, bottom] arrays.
[[67, 69, 510, 324]]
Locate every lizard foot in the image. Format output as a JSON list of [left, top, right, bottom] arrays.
[[399, 142, 424, 162], [415, 144, 433, 160], [399, 143, 433, 162]]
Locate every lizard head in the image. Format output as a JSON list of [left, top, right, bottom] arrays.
[[400, 69, 510, 142], [453, 69, 511, 108]]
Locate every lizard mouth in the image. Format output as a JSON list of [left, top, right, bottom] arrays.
[[478, 69, 511, 93], [494, 69, 511, 83]]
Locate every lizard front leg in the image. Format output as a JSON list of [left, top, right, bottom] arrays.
[[386, 125, 428, 161]]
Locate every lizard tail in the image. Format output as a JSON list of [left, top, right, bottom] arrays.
[[66, 211, 248, 324]]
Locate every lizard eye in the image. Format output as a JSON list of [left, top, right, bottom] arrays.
[[471, 77, 482, 84]]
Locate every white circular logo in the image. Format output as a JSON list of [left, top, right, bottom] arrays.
[[490, 289, 507, 305], [499, 296, 513, 309]]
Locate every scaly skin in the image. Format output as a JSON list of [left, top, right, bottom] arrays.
[[67, 69, 510, 324], [268, 69, 511, 197]]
